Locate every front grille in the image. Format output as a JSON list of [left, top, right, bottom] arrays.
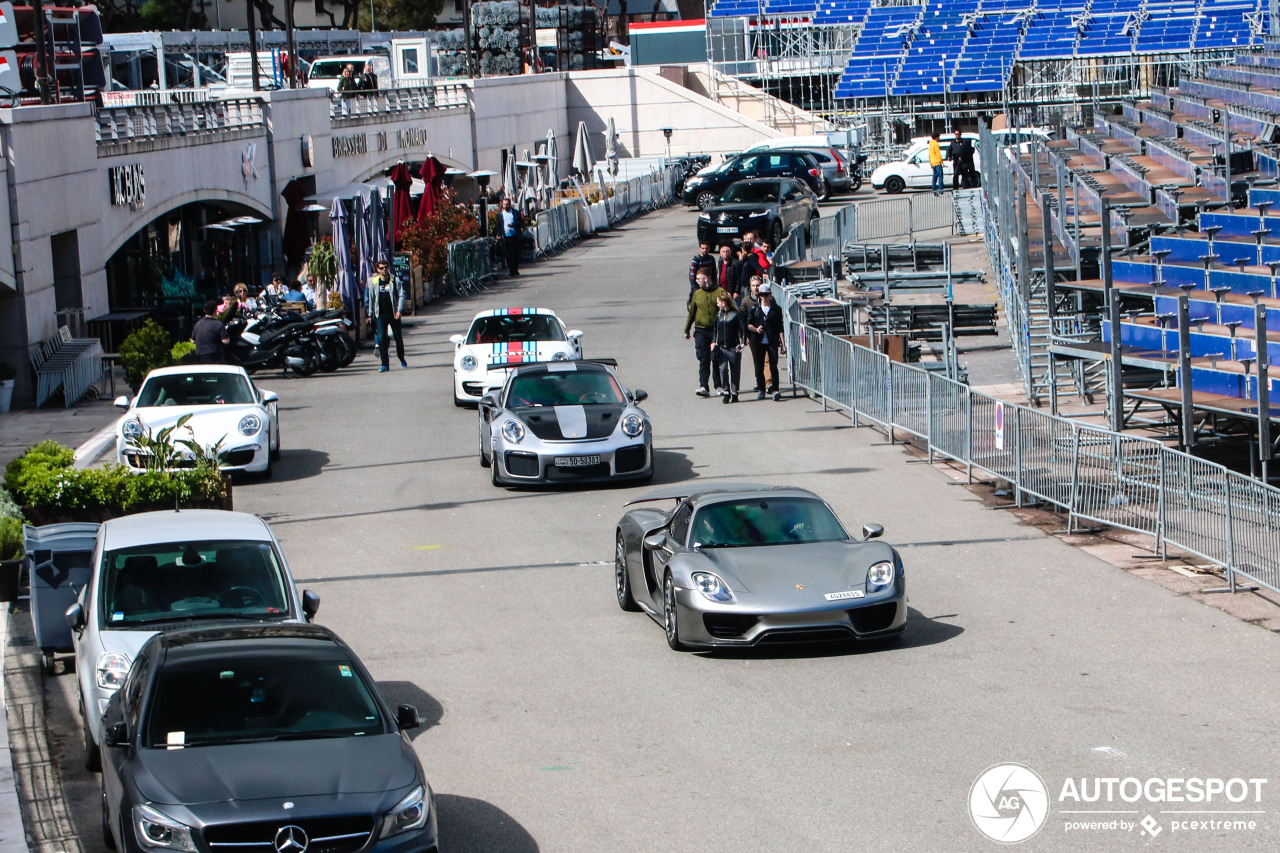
[[848, 602, 898, 634], [224, 448, 256, 467], [545, 462, 611, 480], [703, 613, 759, 639], [756, 626, 854, 645], [205, 816, 374, 853], [504, 452, 540, 477], [614, 445, 647, 473]]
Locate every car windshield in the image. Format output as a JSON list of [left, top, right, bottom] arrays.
[[144, 650, 385, 748], [100, 540, 291, 627], [137, 373, 255, 407], [310, 60, 363, 79], [720, 183, 781, 204], [506, 370, 625, 407], [689, 498, 849, 548], [466, 314, 565, 345]]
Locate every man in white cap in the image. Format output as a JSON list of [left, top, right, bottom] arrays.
[[745, 282, 785, 400]]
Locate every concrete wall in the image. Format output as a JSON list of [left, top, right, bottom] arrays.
[[471, 74, 572, 177], [566, 68, 782, 160]]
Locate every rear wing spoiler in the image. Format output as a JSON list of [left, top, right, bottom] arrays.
[[623, 482, 778, 506], [487, 357, 618, 371]]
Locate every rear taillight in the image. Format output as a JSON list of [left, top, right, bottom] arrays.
[[809, 168, 820, 177]]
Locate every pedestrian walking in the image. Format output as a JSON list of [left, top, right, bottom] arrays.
[[365, 257, 406, 372], [736, 239, 766, 294], [746, 282, 786, 400], [689, 241, 714, 304], [710, 291, 746, 403], [715, 243, 741, 302], [739, 275, 762, 388], [684, 271, 727, 397], [498, 197, 524, 277], [928, 131, 944, 196], [191, 298, 230, 364]]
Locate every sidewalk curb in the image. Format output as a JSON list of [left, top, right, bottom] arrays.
[[0, 609, 30, 853], [73, 417, 122, 469]]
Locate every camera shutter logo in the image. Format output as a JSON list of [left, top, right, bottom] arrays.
[[969, 763, 1050, 844]]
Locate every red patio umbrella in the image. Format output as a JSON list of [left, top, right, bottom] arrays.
[[389, 162, 414, 246], [417, 156, 445, 222]]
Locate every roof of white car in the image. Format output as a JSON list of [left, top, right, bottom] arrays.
[[144, 364, 251, 379], [100, 509, 273, 550], [471, 307, 557, 320]]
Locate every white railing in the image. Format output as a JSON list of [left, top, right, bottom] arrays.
[[95, 98, 266, 146], [329, 83, 470, 121]]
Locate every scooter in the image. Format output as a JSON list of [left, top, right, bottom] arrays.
[[226, 312, 323, 377]]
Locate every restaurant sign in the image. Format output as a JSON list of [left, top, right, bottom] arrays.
[[109, 163, 146, 208]]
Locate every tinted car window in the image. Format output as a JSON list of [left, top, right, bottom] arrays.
[[467, 315, 565, 345], [690, 498, 849, 547], [507, 371, 625, 407], [144, 650, 386, 747], [669, 502, 693, 545], [720, 182, 782, 204], [100, 540, 291, 626], [137, 373, 255, 407]]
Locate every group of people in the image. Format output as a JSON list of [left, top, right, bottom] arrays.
[[927, 131, 978, 196], [684, 233, 786, 403]]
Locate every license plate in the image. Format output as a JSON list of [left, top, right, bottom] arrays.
[[717, 226, 739, 233], [554, 455, 601, 467], [824, 590, 866, 601]]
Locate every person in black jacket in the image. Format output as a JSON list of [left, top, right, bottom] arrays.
[[710, 291, 746, 403], [689, 241, 713, 305], [736, 242, 765, 296], [498, 197, 524, 276], [746, 283, 786, 400]]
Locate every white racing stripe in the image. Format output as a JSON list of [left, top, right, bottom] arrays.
[[553, 405, 588, 438]]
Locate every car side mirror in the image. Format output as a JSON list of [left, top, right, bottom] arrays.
[[104, 721, 129, 748], [862, 523, 884, 541], [260, 390, 279, 404], [66, 602, 85, 632], [302, 590, 321, 620], [449, 334, 465, 345], [113, 395, 130, 410], [395, 704, 421, 730], [567, 330, 584, 339], [479, 393, 497, 409], [632, 389, 648, 402], [642, 533, 669, 551]]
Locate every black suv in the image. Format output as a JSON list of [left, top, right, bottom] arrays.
[[682, 150, 825, 210]]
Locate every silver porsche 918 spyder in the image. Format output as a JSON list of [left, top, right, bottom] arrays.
[[615, 483, 906, 650], [479, 360, 652, 486]]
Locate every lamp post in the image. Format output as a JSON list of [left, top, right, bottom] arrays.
[[469, 170, 498, 236]]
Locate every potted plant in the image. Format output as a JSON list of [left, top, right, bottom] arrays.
[[0, 362, 15, 413], [118, 320, 174, 392], [0, 485, 24, 601], [308, 238, 339, 310]]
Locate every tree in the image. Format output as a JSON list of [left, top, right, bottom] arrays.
[[358, 0, 446, 31]]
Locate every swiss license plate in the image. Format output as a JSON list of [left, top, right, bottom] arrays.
[[717, 226, 739, 233], [824, 590, 866, 601], [554, 455, 601, 467]]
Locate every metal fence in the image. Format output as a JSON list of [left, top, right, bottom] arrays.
[[775, 286, 1280, 597], [445, 238, 498, 295], [774, 193, 956, 269]]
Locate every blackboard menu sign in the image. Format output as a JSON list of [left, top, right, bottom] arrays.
[[393, 252, 412, 292]]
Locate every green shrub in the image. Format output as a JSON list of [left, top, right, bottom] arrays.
[[0, 486, 22, 521], [4, 440, 76, 497], [170, 341, 195, 363], [0, 517, 22, 561], [119, 319, 173, 389]]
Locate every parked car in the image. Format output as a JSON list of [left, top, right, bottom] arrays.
[[114, 365, 280, 478], [744, 144, 854, 195], [614, 483, 907, 650], [99, 623, 437, 853], [696, 178, 820, 248], [871, 133, 981, 194], [67, 509, 320, 771], [479, 360, 652, 486], [682, 150, 825, 209], [450, 308, 584, 406]]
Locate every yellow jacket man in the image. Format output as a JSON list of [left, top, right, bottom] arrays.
[[928, 132, 944, 196]]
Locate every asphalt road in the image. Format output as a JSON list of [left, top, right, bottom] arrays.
[[45, 205, 1280, 852]]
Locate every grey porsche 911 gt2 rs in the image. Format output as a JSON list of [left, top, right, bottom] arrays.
[[615, 483, 906, 650]]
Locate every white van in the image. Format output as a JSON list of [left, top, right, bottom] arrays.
[[307, 55, 393, 91]]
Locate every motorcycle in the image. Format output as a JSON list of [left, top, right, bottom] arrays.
[[226, 308, 325, 377], [850, 153, 868, 192]]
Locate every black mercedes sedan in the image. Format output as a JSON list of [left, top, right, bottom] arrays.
[[696, 178, 821, 248], [99, 624, 438, 853]]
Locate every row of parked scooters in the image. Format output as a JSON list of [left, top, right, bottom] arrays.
[[224, 298, 358, 376]]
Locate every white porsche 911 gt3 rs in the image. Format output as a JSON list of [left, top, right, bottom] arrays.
[[114, 365, 280, 477], [450, 308, 583, 405]]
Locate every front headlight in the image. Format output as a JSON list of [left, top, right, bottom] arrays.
[[460, 354, 478, 371], [749, 210, 771, 217], [621, 414, 644, 437], [134, 805, 196, 853], [122, 419, 144, 439], [500, 419, 525, 444], [237, 414, 262, 436], [95, 652, 131, 691], [379, 785, 429, 838], [867, 561, 895, 587], [691, 572, 734, 603], [551, 351, 570, 361], [698, 211, 711, 220]]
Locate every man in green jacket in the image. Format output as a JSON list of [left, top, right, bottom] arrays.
[[684, 270, 726, 397]]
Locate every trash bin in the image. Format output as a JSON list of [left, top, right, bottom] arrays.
[[24, 522, 100, 675]]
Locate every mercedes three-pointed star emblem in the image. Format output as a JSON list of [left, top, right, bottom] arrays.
[[274, 825, 309, 853]]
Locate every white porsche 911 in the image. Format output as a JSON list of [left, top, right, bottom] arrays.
[[114, 364, 280, 477], [450, 307, 583, 406]]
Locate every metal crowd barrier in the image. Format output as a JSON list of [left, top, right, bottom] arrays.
[[533, 202, 582, 257], [445, 237, 497, 295], [775, 285, 1280, 598]]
